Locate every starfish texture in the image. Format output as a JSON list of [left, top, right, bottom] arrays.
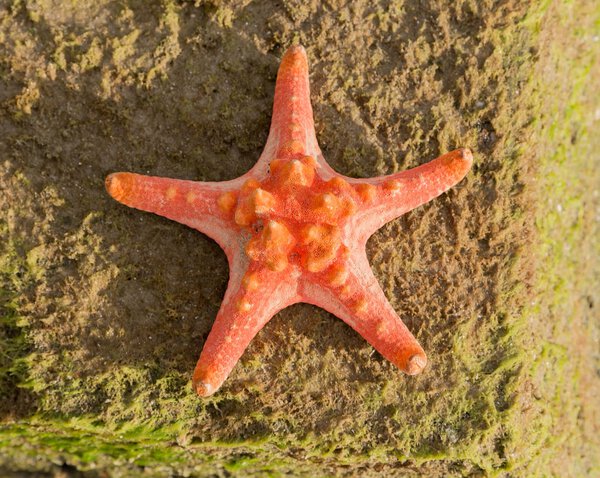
[[106, 45, 472, 397]]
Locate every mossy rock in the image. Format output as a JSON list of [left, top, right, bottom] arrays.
[[1, 0, 599, 476]]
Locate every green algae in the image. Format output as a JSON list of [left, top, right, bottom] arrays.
[[524, 3, 600, 472], [0, 218, 38, 419], [1, 0, 599, 476]]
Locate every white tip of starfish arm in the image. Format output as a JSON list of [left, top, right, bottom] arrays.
[[458, 147, 473, 163], [193, 379, 215, 397], [405, 353, 428, 375], [286, 43, 306, 55], [451, 147, 473, 176]]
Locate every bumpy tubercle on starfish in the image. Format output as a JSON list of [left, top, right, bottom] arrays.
[[106, 45, 472, 397]]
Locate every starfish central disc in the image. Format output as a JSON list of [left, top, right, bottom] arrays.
[[219, 155, 359, 277]]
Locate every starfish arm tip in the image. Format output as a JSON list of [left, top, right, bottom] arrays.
[[279, 44, 308, 74], [105, 172, 131, 203], [456, 147, 474, 172], [459, 147, 473, 163], [442, 147, 474, 181], [404, 353, 428, 375], [193, 378, 215, 398], [283, 43, 307, 58]]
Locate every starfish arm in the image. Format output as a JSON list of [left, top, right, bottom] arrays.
[[105, 172, 244, 251], [254, 45, 336, 176], [301, 252, 427, 375], [192, 258, 298, 397], [349, 148, 473, 241]]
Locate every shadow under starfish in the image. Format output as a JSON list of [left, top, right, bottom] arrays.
[[105, 45, 473, 397]]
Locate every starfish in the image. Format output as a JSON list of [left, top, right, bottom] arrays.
[[105, 45, 472, 397]]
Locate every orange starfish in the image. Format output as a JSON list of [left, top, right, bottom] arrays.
[[105, 45, 472, 397]]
